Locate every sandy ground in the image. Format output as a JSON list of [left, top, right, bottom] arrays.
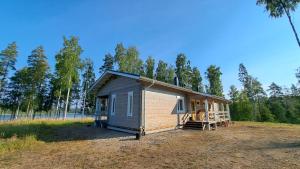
[[1, 122, 300, 169]]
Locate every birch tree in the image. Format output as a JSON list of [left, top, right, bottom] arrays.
[[56, 36, 82, 119]]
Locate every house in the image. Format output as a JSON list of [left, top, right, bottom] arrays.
[[89, 70, 231, 135]]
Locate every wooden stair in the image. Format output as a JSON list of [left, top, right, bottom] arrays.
[[183, 121, 205, 130], [183, 121, 217, 130]]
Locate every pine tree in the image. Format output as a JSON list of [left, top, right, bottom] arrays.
[[27, 46, 50, 118], [82, 58, 96, 115], [145, 56, 155, 79], [228, 85, 239, 102], [268, 82, 283, 97], [205, 65, 224, 97], [7, 68, 30, 119], [290, 84, 299, 96], [257, 0, 300, 47], [0, 42, 18, 99], [99, 53, 114, 74]]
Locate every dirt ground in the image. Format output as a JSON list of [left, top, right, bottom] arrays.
[[1, 122, 300, 169]]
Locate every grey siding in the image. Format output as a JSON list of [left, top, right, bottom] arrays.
[[97, 76, 141, 129]]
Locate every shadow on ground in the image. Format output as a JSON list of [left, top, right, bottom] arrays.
[[0, 121, 133, 142]]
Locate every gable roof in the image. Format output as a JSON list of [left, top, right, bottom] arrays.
[[89, 70, 230, 103]]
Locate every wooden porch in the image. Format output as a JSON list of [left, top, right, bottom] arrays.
[[182, 97, 231, 130]]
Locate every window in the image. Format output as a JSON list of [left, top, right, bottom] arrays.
[[177, 96, 185, 113], [111, 94, 116, 115], [127, 91, 133, 117]]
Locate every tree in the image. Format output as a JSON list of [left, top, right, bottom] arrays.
[[238, 63, 250, 91], [7, 68, 30, 119], [0, 42, 18, 97], [257, 0, 300, 47], [205, 65, 224, 97], [296, 67, 300, 83], [99, 53, 114, 74], [191, 67, 203, 92], [114, 43, 126, 71], [175, 53, 190, 87], [114, 44, 143, 74], [268, 82, 283, 97], [238, 63, 266, 100], [228, 85, 239, 102], [27, 46, 50, 118], [56, 36, 83, 119], [155, 60, 168, 83], [145, 56, 155, 78], [125, 47, 143, 74], [81, 58, 96, 115], [166, 65, 175, 84], [290, 84, 299, 96], [71, 80, 81, 117]]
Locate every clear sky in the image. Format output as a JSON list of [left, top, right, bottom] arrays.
[[0, 0, 299, 96]]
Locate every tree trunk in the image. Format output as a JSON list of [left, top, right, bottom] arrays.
[[74, 101, 78, 119], [26, 101, 30, 118], [15, 102, 20, 120], [281, 2, 300, 47], [63, 76, 72, 120], [82, 89, 86, 118], [55, 89, 61, 118]]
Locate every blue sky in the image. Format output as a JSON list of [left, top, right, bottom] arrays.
[[0, 0, 299, 95]]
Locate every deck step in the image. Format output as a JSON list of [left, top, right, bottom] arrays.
[[183, 121, 217, 130]]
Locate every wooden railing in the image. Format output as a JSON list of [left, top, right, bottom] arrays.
[[182, 112, 191, 124]]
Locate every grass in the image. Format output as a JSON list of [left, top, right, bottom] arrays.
[[234, 121, 300, 128], [0, 118, 94, 154]]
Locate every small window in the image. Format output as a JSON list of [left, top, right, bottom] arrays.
[[111, 94, 116, 115], [127, 91, 133, 117], [177, 97, 185, 113]]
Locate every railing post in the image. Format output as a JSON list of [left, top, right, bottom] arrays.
[[204, 99, 209, 122], [226, 103, 231, 121]]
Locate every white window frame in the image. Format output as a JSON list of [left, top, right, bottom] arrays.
[[176, 96, 185, 113], [111, 94, 116, 116], [127, 91, 133, 117]]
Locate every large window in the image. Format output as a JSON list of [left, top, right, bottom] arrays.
[[127, 91, 133, 117], [111, 94, 116, 116], [177, 96, 185, 113]]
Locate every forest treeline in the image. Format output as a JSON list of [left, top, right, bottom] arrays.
[[0, 37, 300, 123]]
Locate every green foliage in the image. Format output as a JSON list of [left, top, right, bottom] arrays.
[[145, 56, 155, 79], [228, 85, 239, 102], [114, 44, 143, 74], [268, 82, 283, 97], [257, 0, 300, 47], [231, 64, 300, 124], [191, 67, 203, 92], [175, 53, 190, 88], [55, 36, 83, 118], [81, 58, 96, 113], [205, 65, 224, 97], [99, 53, 114, 74], [155, 60, 168, 82], [256, 0, 300, 18], [0, 42, 18, 97]]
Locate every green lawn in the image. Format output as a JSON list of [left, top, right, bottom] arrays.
[[0, 119, 94, 154]]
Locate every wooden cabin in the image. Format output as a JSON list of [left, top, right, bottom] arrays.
[[89, 70, 231, 134]]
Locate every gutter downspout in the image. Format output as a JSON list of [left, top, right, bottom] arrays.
[[141, 79, 155, 135]]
